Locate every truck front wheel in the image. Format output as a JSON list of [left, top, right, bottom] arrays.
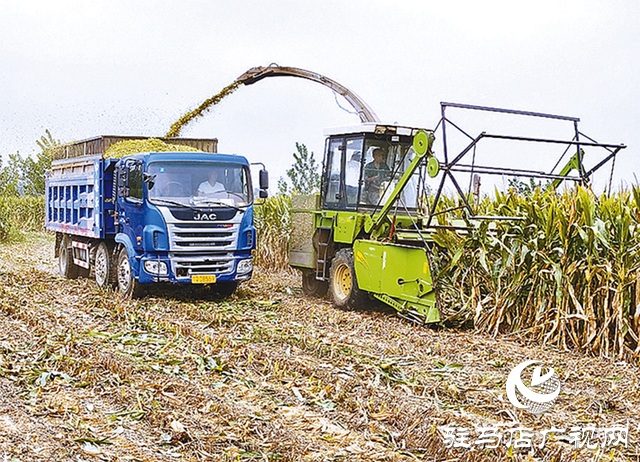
[[329, 248, 369, 311], [94, 242, 115, 289], [59, 236, 79, 279], [214, 281, 238, 298], [116, 247, 143, 298]]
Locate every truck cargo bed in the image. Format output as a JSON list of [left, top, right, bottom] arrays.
[[46, 155, 116, 238], [46, 135, 220, 238]]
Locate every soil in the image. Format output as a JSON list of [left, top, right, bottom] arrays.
[[0, 233, 637, 461]]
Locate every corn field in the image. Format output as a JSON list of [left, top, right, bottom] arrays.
[[432, 186, 640, 360], [255, 188, 640, 360], [2, 190, 640, 459], [0, 196, 44, 242], [253, 194, 292, 270]]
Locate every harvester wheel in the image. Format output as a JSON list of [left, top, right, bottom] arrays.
[[302, 271, 328, 297], [329, 248, 369, 311]]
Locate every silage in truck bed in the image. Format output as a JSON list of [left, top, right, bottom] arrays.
[[51, 135, 217, 160]]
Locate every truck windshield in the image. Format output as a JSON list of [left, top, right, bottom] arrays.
[[147, 161, 252, 208]]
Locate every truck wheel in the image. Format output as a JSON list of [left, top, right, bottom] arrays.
[[94, 242, 115, 289], [59, 236, 79, 279], [214, 281, 238, 298], [329, 248, 369, 311], [116, 247, 143, 298], [302, 271, 328, 297]]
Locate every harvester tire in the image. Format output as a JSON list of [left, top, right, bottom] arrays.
[[302, 271, 328, 297], [329, 248, 369, 311]]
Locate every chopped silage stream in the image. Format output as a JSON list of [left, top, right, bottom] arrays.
[[0, 234, 638, 461]]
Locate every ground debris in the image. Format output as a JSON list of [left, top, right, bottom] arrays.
[[0, 233, 637, 460]]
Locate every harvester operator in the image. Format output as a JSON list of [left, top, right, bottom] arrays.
[[363, 147, 390, 204]]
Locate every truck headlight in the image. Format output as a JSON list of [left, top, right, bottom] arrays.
[[237, 258, 253, 275], [144, 260, 168, 275]]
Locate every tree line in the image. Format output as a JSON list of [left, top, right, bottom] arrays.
[[0, 130, 58, 196]]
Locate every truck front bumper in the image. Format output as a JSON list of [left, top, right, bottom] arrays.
[[137, 253, 253, 284]]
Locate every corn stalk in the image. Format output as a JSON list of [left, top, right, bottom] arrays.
[[434, 186, 640, 359]]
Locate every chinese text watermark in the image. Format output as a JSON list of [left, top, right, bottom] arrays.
[[439, 424, 629, 450]]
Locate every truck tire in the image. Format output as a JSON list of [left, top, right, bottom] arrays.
[[302, 271, 328, 297], [94, 242, 115, 289], [59, 236, 79, 279], [329, 248, 369, 311], [214, 281, 238, 298], [116, 247, 143, 298]]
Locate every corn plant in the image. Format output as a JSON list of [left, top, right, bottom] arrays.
[[254, 194, 292, 270], [0, 196, 45, 242], [433, 186, 640, 359]]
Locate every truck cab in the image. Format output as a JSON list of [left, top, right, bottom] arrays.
[[114, 152, 258, 294]]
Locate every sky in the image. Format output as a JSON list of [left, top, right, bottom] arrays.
[[1, 0, 638, 194]]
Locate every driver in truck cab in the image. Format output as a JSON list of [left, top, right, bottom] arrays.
[[197, 168, 226, 196]]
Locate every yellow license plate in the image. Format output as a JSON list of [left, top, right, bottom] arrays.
[[191, 274, 217, 284]]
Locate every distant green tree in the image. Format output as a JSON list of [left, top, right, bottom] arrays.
[[285, 142, 321, 195], [277, 177, 289, 195], [0, 130, 57, 197], [0, 152, 23, 196], [23, 130, 57, 195]]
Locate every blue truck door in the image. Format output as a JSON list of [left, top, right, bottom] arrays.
[[116, 159, 146, 256]]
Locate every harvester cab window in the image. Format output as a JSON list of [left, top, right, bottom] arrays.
[[362, 139, 419, 208], [344, 138, 364, 207], [324, 138, 344, 207], [362, 143, 392, 206], [323, 137, 364, 210]]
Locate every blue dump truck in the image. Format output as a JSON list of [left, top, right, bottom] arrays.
[[45, 135, 268, 297]]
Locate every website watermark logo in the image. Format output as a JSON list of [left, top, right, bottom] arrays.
[[506, 360, 560, 415], [437, 359, 629, 452]]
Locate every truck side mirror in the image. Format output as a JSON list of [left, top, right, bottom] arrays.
[[259, 169, 269, 190], [259, 189, 268, 199], [143, 172, 157, 190]]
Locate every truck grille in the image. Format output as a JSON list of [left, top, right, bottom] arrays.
[[167, 222, 237, 250], [166, 222, 238, 277], [170, 251, 235, 276]]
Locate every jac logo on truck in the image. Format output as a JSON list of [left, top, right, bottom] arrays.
[[193, 212, 217, 221]]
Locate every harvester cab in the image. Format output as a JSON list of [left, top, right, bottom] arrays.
[[320, 124, 430, 212]]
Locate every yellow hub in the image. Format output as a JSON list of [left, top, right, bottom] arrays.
[[333, 263, 352, 301]]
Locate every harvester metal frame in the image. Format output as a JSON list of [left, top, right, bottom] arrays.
[[429, 102, 626, 226]]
